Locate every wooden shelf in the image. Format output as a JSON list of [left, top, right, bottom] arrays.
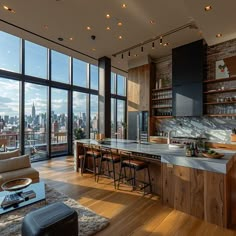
[[204, 114, 236, 117], [204, 88, 236, 94], [152, 116, 173, 119], [204, 101, 236, 105], [152, 106, 172, 109], [152, 87, 172, 92], [203, 76, 236, 84], [152, 97, 172, 101]]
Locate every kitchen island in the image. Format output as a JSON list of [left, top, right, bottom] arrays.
[[74, 139, 236, 228]]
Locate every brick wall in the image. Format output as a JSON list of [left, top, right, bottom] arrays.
[[153, 39, 236, 143]]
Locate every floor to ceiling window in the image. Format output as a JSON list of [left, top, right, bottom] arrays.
[[0, 30, 127, 160], [90, 94, 98, 138], [51, 50, 70, 84], [110, 72, 127, 139], [0, 31, 21, 73], [73, 58, 88, 88], [24, 83, 48, 160], [0, 78, 20, 150], [51, 88, 68, 155], [25, 41, 48, 79], [73, 92, 88, 139]]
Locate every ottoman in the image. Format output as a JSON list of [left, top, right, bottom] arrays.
[[21, 202, 78, 236]]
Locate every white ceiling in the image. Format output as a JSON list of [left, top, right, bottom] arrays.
[[0, 0, 235, 73]]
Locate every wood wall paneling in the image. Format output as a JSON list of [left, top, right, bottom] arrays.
[[204, 171, 226, 227], [174, 165, 191, 214], [162, 163, 175, 207], [127, 64, 152, 112], [190, 168, 204, 219]]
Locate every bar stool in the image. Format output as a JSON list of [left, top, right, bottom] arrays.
[[97, 147, 121, 188], [117, 151, 152, 195], [82, 143, 101, 181]]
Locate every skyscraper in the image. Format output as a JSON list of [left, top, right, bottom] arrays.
[[32, 102, 36, 119]]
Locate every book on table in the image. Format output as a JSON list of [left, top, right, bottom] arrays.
[[0, 190, 36, 208]]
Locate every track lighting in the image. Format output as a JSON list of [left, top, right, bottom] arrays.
[[152, 42, 155, 49], [112, 22, 198, 58]]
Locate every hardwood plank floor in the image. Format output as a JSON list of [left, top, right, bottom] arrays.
[[33, 156, 236, 236]]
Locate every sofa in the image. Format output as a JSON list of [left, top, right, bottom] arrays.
[[0, 150, 40, 190]]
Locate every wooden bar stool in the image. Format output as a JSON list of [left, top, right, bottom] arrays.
[[82, 143, 101, 181], [0, 139, 7, 152], [97, 147, 121, 188], [117, 151, 152, 195]]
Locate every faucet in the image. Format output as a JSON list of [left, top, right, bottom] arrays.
[[167, 130, 176, 144]]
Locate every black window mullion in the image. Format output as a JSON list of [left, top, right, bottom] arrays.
[[47, 49, 52, 158]]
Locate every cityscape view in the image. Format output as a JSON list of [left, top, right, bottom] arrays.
[[0, 30, 126, 161]]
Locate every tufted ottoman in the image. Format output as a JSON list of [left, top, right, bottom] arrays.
[[21, 202, 78, 236]]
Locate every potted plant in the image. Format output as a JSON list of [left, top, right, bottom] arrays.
[[74, 128, 86, 140]]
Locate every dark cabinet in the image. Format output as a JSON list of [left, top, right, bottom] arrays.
[[172, 40, 205, 116], [173, 83, 203, 116]]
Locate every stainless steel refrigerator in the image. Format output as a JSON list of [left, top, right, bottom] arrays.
[[128, 111, 148, 142]]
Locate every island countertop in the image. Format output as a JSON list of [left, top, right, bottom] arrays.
[[75, 139, 236, 174]]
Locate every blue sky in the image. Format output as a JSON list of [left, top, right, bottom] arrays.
[[0, 31, 125, 122]]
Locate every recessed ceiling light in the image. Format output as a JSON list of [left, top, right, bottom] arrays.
[[86, 26, 91, 30], [106, 14, 111, 19], [118, 36, 123, 40], [205, 5, 212, 11], [216, 33, 222, 38], [149, 20, 156, 24], [163, 42, 169, 47], [106, 26, 111, 30], [121, 4, 127, 8], [92, 48, 96, 51], [58, 37, 64, 41], [117, 22, 122, 26], [3, 5, 15, 13], [69, 37, 73, 41]]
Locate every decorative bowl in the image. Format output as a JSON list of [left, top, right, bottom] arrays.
[[202, 152, 224, 159], [1, 178, 32, 192]]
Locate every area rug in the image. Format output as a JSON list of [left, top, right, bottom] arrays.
[[0, 184, 109, 236]]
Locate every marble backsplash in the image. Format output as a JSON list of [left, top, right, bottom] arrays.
[[156, 117, 235, 143]]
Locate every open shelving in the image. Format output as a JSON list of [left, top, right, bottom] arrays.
[[203, 76, 236, 117], [151, 87, 172, 117]]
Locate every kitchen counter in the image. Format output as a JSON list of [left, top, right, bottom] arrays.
[[74, 138, 236, 228], [75, 139, 235, 174]]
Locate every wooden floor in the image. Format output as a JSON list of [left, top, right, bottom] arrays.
[[33, 156, 236, 236]]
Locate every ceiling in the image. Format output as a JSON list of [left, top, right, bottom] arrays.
[[0, 0, 235, 73]]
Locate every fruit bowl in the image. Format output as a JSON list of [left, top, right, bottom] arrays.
[[1, 178, 32, 192], [202, 152, 224, 159]]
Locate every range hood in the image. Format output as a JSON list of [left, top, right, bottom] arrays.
[[172, 40, 205, 116]]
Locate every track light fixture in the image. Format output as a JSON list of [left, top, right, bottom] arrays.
[[112, 22, 197, 58], [152, 42, 155, 49]]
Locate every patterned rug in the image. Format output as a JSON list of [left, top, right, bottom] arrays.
[[0, 185, 109, 236]]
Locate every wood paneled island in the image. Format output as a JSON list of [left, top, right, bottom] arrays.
[[74, 139, 236, 228]]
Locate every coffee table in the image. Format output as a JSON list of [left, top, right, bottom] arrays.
[[0, 181, 46, 215]]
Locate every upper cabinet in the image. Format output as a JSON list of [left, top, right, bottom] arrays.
[[172, 40, 206, 116]]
